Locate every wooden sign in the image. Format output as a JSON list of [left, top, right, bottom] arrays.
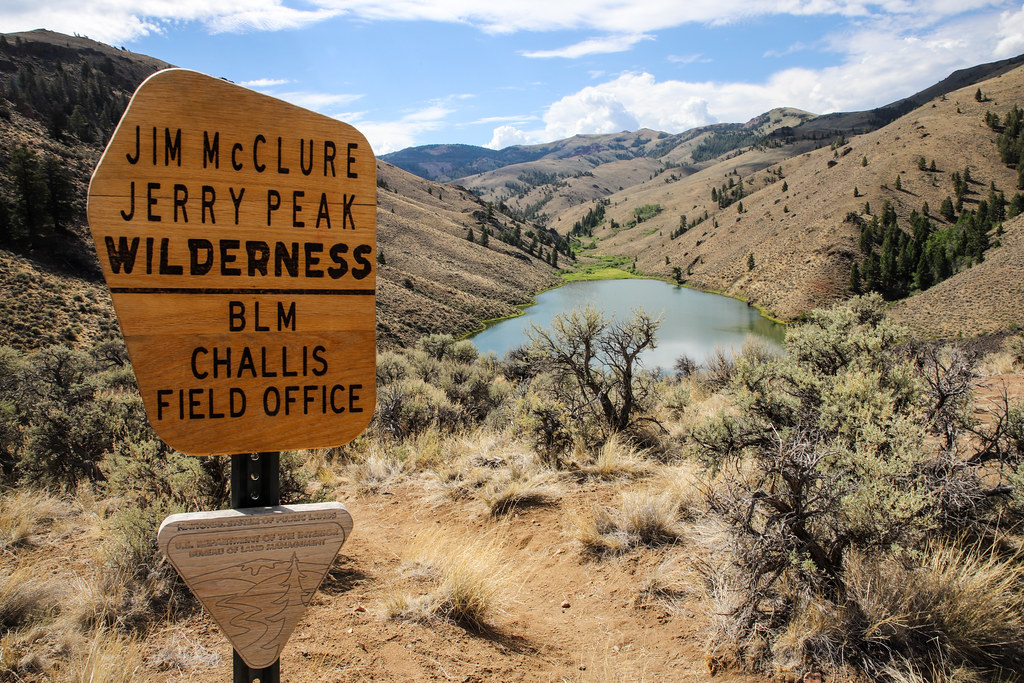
[[158, 503, 354, 669], [87, 69, 376, 455]]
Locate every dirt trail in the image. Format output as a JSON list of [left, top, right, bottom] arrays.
[[170, 479, 764, 682]]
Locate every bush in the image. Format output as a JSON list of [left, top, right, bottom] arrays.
[[416, 333, 457, 361], [1006, 334, 1024, 370], [372, 378, 464, 440], [527, 305, 660, 435], [694, 294, 1024, 677]]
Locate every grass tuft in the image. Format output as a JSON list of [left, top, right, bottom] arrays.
[[569, 488, 685, 556], [479, 471, 559, 516], [66, 629, 148, 683], [385, 528, 513, 631]]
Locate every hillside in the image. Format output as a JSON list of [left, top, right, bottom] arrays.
[[535, 61, 1024, 329], [386, 55, 1024, 232], [0, 30, 560, 351], [372, 163, 559, 346]]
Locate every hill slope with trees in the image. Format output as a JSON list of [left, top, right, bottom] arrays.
[[0, 30, 561, 351], [544, 61, 1024, 334]]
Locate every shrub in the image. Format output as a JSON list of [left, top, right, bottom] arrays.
[[372, 378, 464, 440], [416, 333, 457, 361], [376, 350, 410, 385], [694, 294, 1024, 677], [1006, 334, 1024, 370], [527, 305, 660, 435]]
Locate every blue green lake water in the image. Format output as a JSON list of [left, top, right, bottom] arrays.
[[469, 279, 785, 371]]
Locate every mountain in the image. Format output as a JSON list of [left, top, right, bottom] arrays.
[[386, 55, 1024, 227], [0, 30, 560, 351]]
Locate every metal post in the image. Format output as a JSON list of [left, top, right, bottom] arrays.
[[231, 452, 281, 683]]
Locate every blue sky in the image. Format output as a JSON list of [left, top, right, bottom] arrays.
[[4, 1, 1024, 154]]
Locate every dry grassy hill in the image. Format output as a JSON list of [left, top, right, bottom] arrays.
[[549, 63, 1024, 329], [373, 162, 558, 347]]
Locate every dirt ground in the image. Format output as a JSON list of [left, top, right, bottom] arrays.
[[157, 477, 766, 683]]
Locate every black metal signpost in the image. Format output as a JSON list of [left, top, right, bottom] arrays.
[[231, 452, 281, 683]]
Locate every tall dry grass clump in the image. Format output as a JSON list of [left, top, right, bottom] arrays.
[[385, 528, 515, 630], [64, 629, 149, 683], [569, 484, 691, 555], [577, 433, 653, 480], [845, 544, 1024, 679]]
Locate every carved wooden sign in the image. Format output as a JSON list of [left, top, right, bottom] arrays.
[[158, 503, 354, 669], [87, 68, 376, 455]]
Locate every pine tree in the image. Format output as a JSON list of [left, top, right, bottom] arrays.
[[747, 252, 755, 271], [467, 227, 475, 243], [849, 262, 861, 294], [6, 146, 51, 246], [940, 196, 955, 221], [42, 155, 75, 232]]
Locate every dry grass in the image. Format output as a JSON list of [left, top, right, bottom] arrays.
[[977, 351, 1016, 376], [568, 487, 686, 556], [385, 527, 515, 630], [845, 543, 1024, 677], [636, 551, 703, 609], [146, 622, 222, 673], [479, 470, 560, 516], [0, 489, 75, 552], [64, 629, 149, 683], [0, 565, 64, 630], [577, 434, 653, 480], [345, 448, 408, 493]]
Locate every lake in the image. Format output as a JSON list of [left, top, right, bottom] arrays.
[[469, 279, 786, 371]]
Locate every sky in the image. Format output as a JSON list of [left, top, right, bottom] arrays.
[[4, 1, 1024, 154]]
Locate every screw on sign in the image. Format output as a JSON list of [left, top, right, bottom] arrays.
[[88, 69, 376, 681]]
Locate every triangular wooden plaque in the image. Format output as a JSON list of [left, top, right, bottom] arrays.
[[158, 503, 353, 668]]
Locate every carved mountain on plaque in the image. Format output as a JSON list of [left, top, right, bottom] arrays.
[[158, 503, 354, 669]]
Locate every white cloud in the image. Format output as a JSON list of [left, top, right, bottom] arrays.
[[667, 53, 710, 64], [236, 80, 364, 115], [2, 0, 1012, 47], [1, 0, 337, 43], [521, 33, 653, 58], [496, 5, 1019, 145], [240, 77, 291, 88], [205, 4, 341, 33], [343, 104, 455, 154], [274, 91, 364, 111], [486, 125, 534, 149], [993, 5, 1024, 58]]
